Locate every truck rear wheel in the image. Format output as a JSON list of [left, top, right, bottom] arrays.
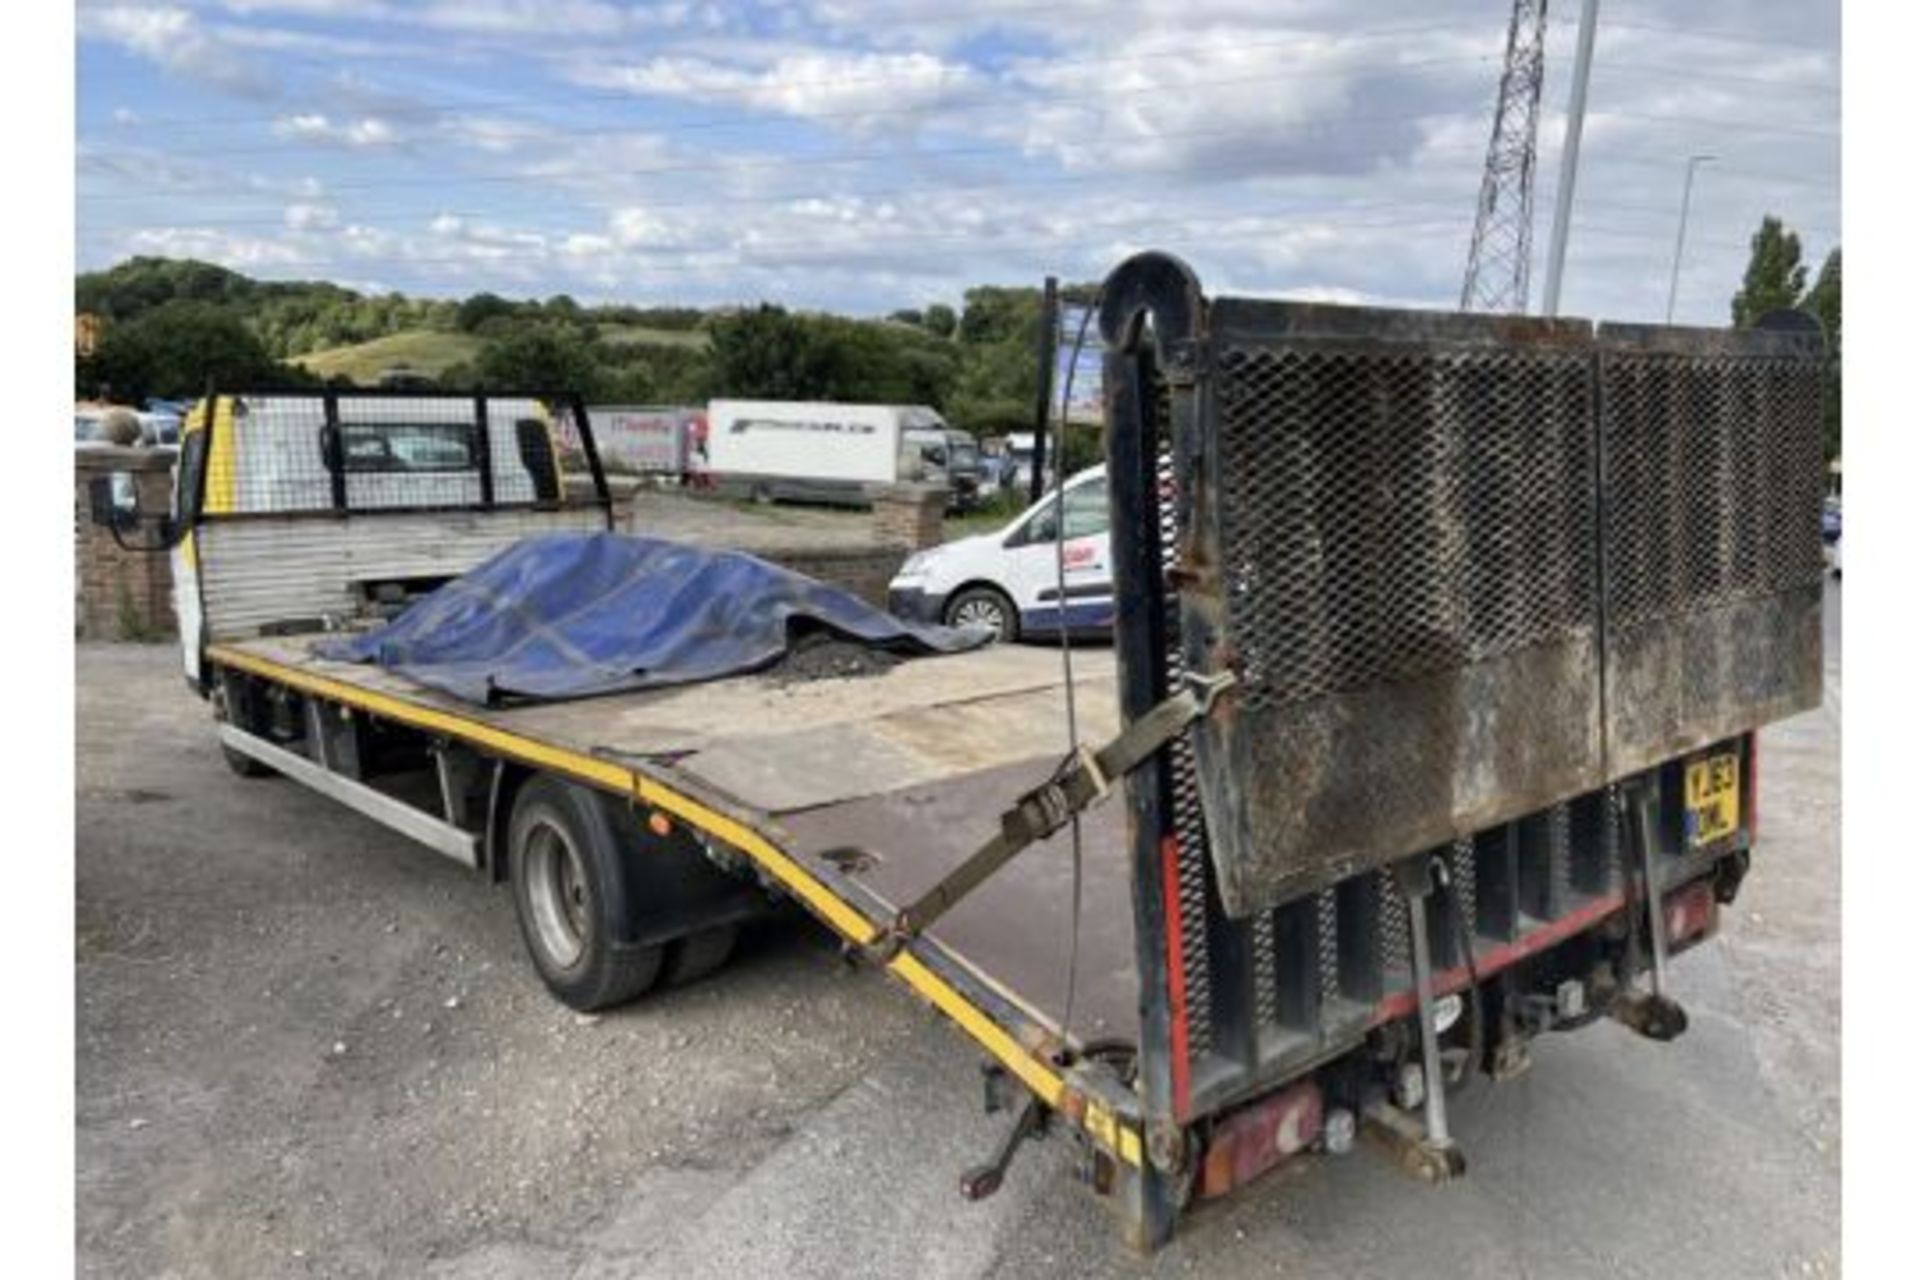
[[509, 777, 663, 1011]]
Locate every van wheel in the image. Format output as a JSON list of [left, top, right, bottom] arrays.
[[510, 777, 663, 1011], [945, 586, 1017, 642], [661, 924, 738, 988], [750, 483, 774, 505]]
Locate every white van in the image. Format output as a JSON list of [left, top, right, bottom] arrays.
[[886, 465, 1111, 641], [706, 399, 953, 506]]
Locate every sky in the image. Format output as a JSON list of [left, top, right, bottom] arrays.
[[74, 1, 1840, 323]]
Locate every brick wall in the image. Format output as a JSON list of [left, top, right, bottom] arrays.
[[758, 544, 908, 607], [871, 483, 949, 551], [75, 447, 178, 640]]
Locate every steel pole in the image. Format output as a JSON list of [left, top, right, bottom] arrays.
[[1664, 154, 1715, 323], [1541, 0, 1600, 316], [1028, 276, 1059, 506]]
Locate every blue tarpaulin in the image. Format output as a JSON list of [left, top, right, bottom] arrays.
[[315, 533, 990, 705]]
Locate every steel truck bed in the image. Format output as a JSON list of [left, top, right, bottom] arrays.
[[210, 634, 1151, 1149]]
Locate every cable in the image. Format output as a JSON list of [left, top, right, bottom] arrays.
[[1050, 292, 1101, 1045]]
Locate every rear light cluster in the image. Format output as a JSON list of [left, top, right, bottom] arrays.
[[1663, 880, 1719, 949]]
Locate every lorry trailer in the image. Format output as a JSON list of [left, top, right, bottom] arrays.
[[93, 251, 1828, 1250], [705, 398, 963, 507]]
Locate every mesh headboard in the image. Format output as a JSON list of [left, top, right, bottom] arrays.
[[1102, 256, 1826, 920]]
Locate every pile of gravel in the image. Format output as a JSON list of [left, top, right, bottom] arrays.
[[763, 632, 909, 685]]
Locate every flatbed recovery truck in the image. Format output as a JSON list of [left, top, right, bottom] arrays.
[[91, 252, 1828, 1249]]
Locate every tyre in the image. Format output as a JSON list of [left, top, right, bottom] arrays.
[[660, 924, 738, 988], [509, 776, 663, 1011], [750, 482, 775, 505], [221, 743, 276, 779], [212, 692, 275, 779], [944, 585, 1018, 642]]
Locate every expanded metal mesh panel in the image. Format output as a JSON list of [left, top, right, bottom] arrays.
[[1183, 302, 1606, 919], [1214, 344, 1599, 709], [1598, 327, 1827, 773], [202, 393, 581, 517]]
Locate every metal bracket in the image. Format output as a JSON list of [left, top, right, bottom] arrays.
[[867, 671, 1237, 962], [959, 1094, 1048, 1200], [1609, 778, 1690, 1041], [1362, 1098, 1466, 1183], [1390, 854, 1466, 1172]]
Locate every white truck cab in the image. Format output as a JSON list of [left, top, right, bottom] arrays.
[[887, 465, 1111, 641]]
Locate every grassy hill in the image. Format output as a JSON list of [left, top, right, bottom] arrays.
[[599, 324, 710, 351], [294, 330, 484, 383], [295, 325, 710, 385]]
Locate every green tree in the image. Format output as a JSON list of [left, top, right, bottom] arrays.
[[705, 305, 851, 399], [923, 303, 958, 339], [475, 323, 602, 395], [77, 300, 301, 401], [456, 291, 518, 333], [1731, 216, 1808, 328], [1801, 248, 1842, 461]]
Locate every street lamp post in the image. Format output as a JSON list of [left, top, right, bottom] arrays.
[[1664, 153, 1716, 323]]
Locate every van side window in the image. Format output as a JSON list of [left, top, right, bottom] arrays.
[[1062, 481, 1108, 539], [1008, 480, 1107, 547]]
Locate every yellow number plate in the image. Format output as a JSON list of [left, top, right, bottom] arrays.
[[1684, 753, 1741, 847]]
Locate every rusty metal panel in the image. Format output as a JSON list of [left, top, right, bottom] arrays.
[[1177, 299, 1606, 919], [1596, 323, 1826, 775]]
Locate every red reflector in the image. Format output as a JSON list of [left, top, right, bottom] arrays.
[[1663, 881, 1717, 946], [1197, 1080, 1323, 1200]]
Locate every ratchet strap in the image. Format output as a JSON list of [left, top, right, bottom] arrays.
[[868, 670, 1236, 961]]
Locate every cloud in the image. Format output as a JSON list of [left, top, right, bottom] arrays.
[[284, 202, 340, 230], [76, 0, 1840, 321], [272, 113, 399, 148], [79, 3, 278, 97], [574, 49, 979, 124]]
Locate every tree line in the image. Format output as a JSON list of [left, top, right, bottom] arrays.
[[75, 224, 1839, 460], [73, 257, 1063, 438]]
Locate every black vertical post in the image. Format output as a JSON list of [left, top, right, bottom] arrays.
[[322, 391, 347, 512], [569, 395, 613, 529], [472, 394, 495, 508], [1029, 275, 1059, 506]]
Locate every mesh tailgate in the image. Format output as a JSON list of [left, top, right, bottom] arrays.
[[1180, 300, 1605, 918], [1597, 324, 1827, 774]]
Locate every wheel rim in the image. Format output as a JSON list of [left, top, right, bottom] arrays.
[[953, 596, 1006, 634], [524, 819, 589, 970]]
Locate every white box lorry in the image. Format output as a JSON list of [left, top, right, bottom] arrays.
[[705, 399, 955, 506]]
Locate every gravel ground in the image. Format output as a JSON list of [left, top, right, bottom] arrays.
[[74, 584, 1840, 1278]]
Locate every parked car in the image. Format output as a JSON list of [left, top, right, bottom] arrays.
[[1822, 497, 1841, 577], [887, 465, 1110, 641], [76, 405, 179, 449], [943, 428, 984, 511]]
